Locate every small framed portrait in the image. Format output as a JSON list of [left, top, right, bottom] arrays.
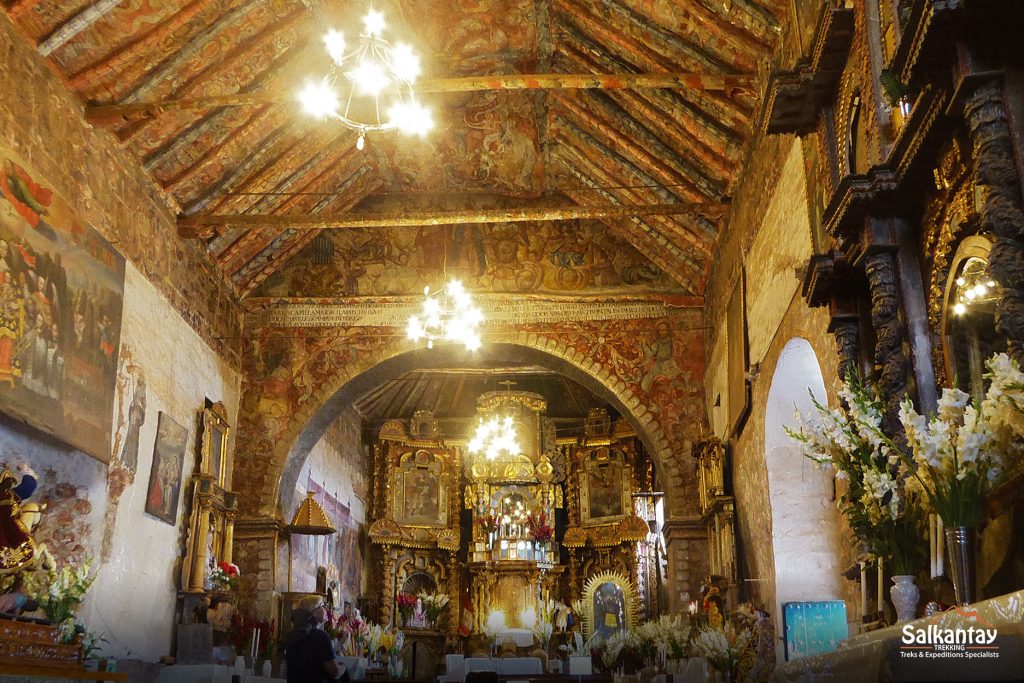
[[145, 412, 188, 525], [201, 401, 230, 487]]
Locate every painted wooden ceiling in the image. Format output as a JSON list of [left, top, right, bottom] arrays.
[[3, 0, 782, 299]]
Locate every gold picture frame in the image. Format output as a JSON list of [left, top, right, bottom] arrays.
[[580, 572, 638, 640], [393, 450, 449, 528], [201, 401, 231, 487], [579, 447, 632, 527]]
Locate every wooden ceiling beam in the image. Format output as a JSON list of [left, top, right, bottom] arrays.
[[83, 72, 755, 124], [37, 0, 121, 56], [178, 202, 728, 238], [67, 0, 208, 92]]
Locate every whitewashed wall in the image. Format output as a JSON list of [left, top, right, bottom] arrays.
[[0, 262, 240, 661]]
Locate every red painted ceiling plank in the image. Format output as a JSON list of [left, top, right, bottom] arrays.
[[232, 174, 386, 295], [558, 45, 736, 183], [553, 138, 716, 257], [551, 92, 711, 203], [160, 106, 277, 193], [555, 9, 752, 137], [70, 0, 215, 96]]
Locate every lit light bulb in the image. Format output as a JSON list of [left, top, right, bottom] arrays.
[[298, 79, 339, 118], [323, 29, 346, 65], [975, 284, 988, 296], [348, 59, 391, 97], [956, 277, 966, 287], [953, 303, 967, 316], [363, 8, 386, 37], [391, 43, 421, 83], [988, 281, 996, 287]]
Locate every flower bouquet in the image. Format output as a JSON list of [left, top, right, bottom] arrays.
[[897, 353, 1024, 527], [528, 512, 554, 542], [395, 592, 417, 626], [209, 561, 240, 591], [32, 558, 95, 629], [787, 378, 926, 575], [689, 625, 751, 683], [342, 615, 367, 657], [421, 592, 450, 627]]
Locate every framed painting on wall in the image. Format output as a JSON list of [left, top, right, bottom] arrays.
[[145, 411, 187, 524], [0, 147, 126, 461], [579, 448, 632, 527], [201, 401, 230, 487], [393, 450, 448, 528], [580, 572, 638, 640]]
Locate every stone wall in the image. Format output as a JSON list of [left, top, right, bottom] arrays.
[[0, 14, 242, 367], [704, 132, 854, 635]]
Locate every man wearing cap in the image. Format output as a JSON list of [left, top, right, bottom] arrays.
[[285, 600, 347, 683]]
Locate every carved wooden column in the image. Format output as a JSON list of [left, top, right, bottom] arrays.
[[567, 548, 579, 601], [222, 510, 235, 565], [380, 549, 396, 626], [864, 243, 909, 436], [964, 84, 1024, 361], [447, 553, 459, 638]]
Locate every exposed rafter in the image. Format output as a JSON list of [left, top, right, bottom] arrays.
[[178, 202, 728, 238], [83, 72, 755, 124]]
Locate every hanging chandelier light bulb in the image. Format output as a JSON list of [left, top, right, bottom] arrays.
[[406, 279, 484, 351], [467, 415, 520, 461], [297, 6, 433, 147]]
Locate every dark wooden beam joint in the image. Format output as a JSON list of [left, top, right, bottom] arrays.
[[964, 82, 1024, 363], [761, 5, 856, 135]]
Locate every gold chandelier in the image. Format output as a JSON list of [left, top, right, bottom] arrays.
[[467, 415, 520, 461], [405, 279, 484, 351], [298, 6, 433, 149]]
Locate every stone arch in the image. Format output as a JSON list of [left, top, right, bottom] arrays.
[[763, 338, 843, 632], [273, 335, 684, 519]]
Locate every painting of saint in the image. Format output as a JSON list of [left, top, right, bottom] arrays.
[[0, 149, 125, 461], [593, 582, 626, 639], [403, 467, 440, 522], [587, 465, 623, 521], [145, 412, 187, 525]]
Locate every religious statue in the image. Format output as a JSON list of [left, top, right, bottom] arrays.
[[0, 463, 39, 575]]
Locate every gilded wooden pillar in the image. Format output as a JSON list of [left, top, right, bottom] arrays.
[[222, 511, 235, 565], [964, 84, 1024, 361], [187, 501, 212, 592], [447, 553, 459, 638], [567, 549, 579, 601], [864, 248, 909, 436]]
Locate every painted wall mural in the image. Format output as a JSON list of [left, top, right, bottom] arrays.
[[290, 479, 364, 603], [233, 313, 705, 518], [0, 149, 125, 461], [253, 222, 685, 298]]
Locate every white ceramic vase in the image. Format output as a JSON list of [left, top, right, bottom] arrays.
[[890, 575, 919, 623]]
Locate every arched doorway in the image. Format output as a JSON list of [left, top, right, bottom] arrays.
[[763, 339, 843, 640], [278, 343, 677, 517]]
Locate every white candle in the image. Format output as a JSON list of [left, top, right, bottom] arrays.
[[929, 514, 936, 578], [860, 562, 867, 618], [936, 517, 944, 577], [876, 558, 884, 617]]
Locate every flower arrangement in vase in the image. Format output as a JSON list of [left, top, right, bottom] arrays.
[[528, 512, 554, 543], [209, 561, 240, 592], [894, 353, 1024, 603], [420, 591, 450, 628], [689, 624, 752, 683], [395, 592, 417, 626], [788, 377, 928, 579]]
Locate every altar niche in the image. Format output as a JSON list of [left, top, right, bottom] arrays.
[[366, 397, 658, 654]]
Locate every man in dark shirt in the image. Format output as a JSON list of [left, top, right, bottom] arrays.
[[285, 606, 347, 683]]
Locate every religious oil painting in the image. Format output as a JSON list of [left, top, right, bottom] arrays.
[[580, 451, 630, 526], [0, 147, 125, 461], [394, 450, 447, 527], [581, 572, 637, 640], [145, 412, 187, 525]]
